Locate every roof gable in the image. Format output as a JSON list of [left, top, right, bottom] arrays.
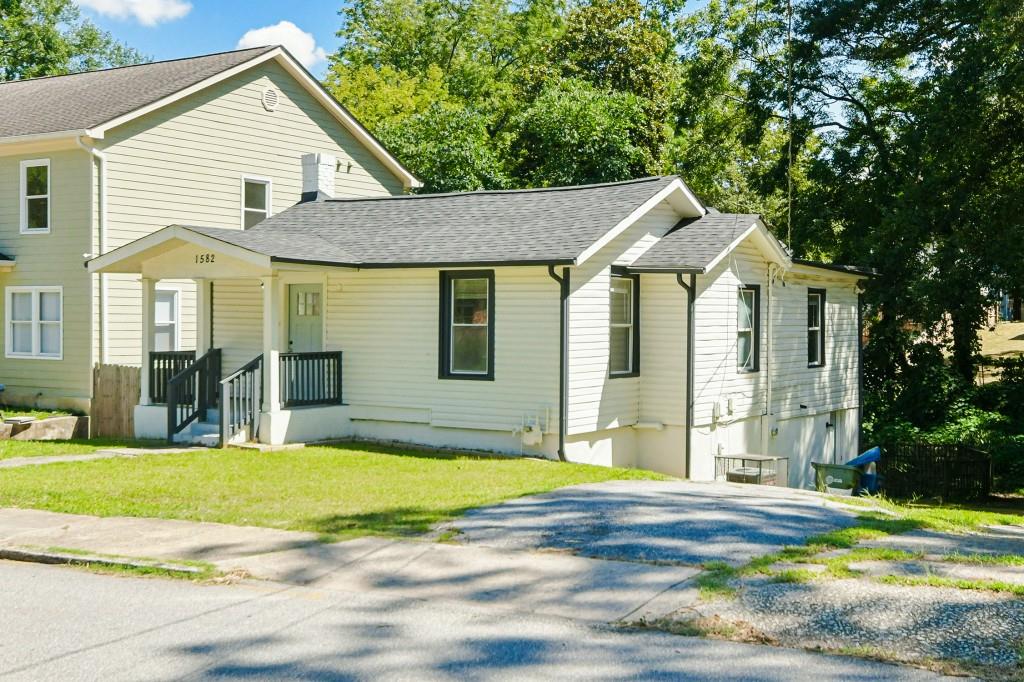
[[0, 46, 419, 189]]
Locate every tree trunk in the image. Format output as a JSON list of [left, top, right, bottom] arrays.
[[950, 306, 978, 384]]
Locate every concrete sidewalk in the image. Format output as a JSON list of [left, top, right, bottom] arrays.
[[0, 508, 319, 561], [0, 446, 203, 469], [0, 508, 699, 623]]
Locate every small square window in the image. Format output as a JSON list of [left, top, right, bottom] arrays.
[[6, 286, 62, 359]]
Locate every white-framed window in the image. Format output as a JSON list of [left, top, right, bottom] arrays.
[[154, 286, 180, 352], [737, 285, 760, 372], [20, 159, 50, 233], [808, 288, 826, 367], [5, 286, 62, 359], [610, 275, 639, 376], [241, 176, 271, 229]]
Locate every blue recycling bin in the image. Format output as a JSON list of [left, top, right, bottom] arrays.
[[845, 447, 881, 495]]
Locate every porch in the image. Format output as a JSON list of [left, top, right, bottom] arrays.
[[87, 225, 352, 446]]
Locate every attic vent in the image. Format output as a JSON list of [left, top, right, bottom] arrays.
[[261, 87, 279, 112]]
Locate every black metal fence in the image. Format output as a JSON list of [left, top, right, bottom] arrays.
[[877, 443, 992, 500]]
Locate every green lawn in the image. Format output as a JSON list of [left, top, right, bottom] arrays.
[[0, 438, 166, 460], [0, 405, 77, 420], [0, 442, 667, 539]]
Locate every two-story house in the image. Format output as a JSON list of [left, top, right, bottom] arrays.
[[0, 46, 418, 413]]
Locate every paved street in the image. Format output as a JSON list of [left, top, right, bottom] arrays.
[[0, 560, 946, 681]]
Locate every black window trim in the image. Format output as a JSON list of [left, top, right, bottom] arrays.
[[439, 269, 495, 381], [609, 272, 641, 379], [808, 287, 827, 368], [737, 284, 761, 373]]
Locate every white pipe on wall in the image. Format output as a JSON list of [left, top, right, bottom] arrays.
[[76, 137, 109, 365]]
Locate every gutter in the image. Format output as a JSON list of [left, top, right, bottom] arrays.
[[76, 136, 109, 365], [547, 265, 570, 462], [675, 273, 696, 479]]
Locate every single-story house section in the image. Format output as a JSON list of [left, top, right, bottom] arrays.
[[87, 174, 871, 487]]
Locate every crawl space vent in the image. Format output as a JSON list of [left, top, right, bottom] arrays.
[[261, 88, 279, 112]]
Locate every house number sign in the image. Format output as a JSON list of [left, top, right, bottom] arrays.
[[194, 253, 216, 264]]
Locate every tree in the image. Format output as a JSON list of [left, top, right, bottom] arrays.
[[508, 78, 652, 186], [0, 0, 145, 81]]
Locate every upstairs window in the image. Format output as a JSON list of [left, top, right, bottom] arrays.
[[242, 177, 271, 229], [737, 285, 760, 372], [439, 271, 494, 380], [6, 286, 62, 359], [808, 288, 826, 367], [610, 274, 639, 377], [21, 159, 50, 233]]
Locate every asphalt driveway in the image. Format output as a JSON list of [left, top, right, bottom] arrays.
[[447, 480, 861, 565]]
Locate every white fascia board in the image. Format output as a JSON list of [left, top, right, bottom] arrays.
[[703, 218, 792, 274], [575, 179, 706, 266], [0, 259, 15, 271], [788, 262, 869, 281], [87, 225, 271, 273], [0, 130, 91, 146], [83, 47, 420, 190]]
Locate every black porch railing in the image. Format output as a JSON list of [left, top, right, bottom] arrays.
[[149, 350, 196, 404], [220, 354, 263, 446], [280, 351, 343, 408], [167, 348, 221, 438]]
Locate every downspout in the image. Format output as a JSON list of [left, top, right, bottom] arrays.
[[676, 273, 696, 479], [548, 265, 570, 462], [76, 137, 109, 365]]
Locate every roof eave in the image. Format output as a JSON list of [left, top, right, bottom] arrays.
[[791, 258, 877, 279], [270, 256, 576, 270], [0, 129, 92, 146]]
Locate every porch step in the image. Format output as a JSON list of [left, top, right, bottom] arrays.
[[171, 419, 219, 446]]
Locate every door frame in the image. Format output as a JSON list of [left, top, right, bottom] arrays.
[[277, 271, 329, 352]]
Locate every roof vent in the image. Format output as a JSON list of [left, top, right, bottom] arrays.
[[261, 88, 279, 112]]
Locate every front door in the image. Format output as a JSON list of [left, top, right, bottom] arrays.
[[287, 284, 323, 353]]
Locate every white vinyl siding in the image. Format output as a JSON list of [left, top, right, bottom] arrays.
[[324, 267, 558, 434], [5, 286, 62, 359], [692, 241, 768, 427], [771, 275, 859, 419], [96, 58, 404, 371], [638, 274, 687, 426], [210, 279, 263, 374], [566, 200, 679, 435], [20, 159, 50, 233], [0, 149, 92, 406]]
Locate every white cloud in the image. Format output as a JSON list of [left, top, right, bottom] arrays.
[[236, 21, 327, 70], [78, 0, 191, 26]]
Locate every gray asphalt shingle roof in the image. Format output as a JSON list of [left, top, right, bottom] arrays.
[[0, 47, 276, 138], [184, 176, 680, 266], [629, 212, 761, 271]]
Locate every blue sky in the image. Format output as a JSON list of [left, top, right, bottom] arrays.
[[77, 1, 345, 77], [77, 1, 709, 79]]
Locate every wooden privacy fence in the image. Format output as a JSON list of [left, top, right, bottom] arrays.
[[92, 363, 141, 438], [878, 443, 992, 500]]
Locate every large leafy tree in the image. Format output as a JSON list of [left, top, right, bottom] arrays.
[[0, 0, 145, 81]]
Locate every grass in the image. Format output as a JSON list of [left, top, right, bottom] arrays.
[[0, 405, 76, 420], [0, 441, 667, 540], [695, 561, 739, 599], [877, 574, 1024, 597], [942, 552, 1024, 566], [0, 438, 167, 460]]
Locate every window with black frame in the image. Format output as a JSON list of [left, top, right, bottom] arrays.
[[439, 271, 494, 379], [808, 288, 826, 367]]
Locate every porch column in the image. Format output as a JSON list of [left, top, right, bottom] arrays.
[[139, 277, 156, 405], [194, 278, 211, 352], [261, 275, 282, 412]]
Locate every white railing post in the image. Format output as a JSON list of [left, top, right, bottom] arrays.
[[139, 277, 155, 405]]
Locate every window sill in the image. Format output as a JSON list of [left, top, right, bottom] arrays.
[[808, 363, 826, 369], [439, 372, 494, 381], [609, 371, 640, 379], [737, 368, 760, 374], [19, 229, 50, 235], [6, 353, 62, 361]]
